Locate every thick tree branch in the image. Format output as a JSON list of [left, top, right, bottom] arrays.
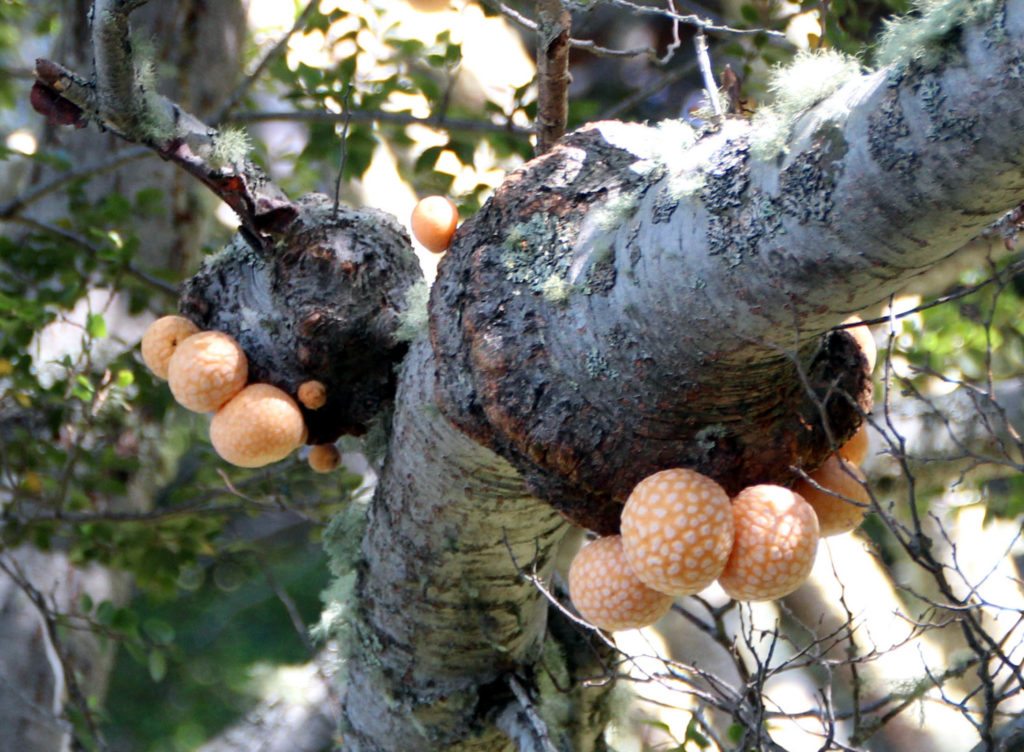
[[342, 337, 568, 750], [431, 2, 1024, 532], [31, 38, 296, 240]]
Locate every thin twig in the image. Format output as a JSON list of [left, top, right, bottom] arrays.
[[333, 85, 354, 217], [3, 215, 179, 296], [230, 107, 532, 137], [693, 30, 723, 123], [215, 0, 319, 122]]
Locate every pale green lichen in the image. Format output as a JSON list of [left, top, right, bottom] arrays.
[[750, 50, 863, 161], [210, 128, 254, 168], [541, 274, 570, 304], [311, 498, 370, 663], [396, 280, 430, 342], [502, 213, 574, 294], [132, 50, 176, 142], [592, 193, 638, 232], [666, 171, 706, 201], [875, 0, 1002, 68], [536, 639, 572, 735]]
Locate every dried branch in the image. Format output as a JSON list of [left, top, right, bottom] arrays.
[[2, 214, 178, 296], [33, 0, 298, 243], [534, 0, 572, 154], [0, 556, 108, 751], [214, 0, 319, 122]]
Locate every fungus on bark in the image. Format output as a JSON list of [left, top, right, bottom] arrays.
[[210, 384, 305, 468], [298, 380, 328, 410], [140, 315, 199, 380], [568, 535, 674, 631], [308, 444, 341, 473], [794, 456, 870, 537], [167, 330, 248, 413], [620, 469, 734, 596], [410, 196, 459, 253], [718, 485, 819, 601]]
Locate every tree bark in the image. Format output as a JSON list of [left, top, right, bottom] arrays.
[[432, 2, 1024, 533]]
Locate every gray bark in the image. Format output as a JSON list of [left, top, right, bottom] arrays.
[[342, 337, 570, 750], [433, 2, 1024, 532]]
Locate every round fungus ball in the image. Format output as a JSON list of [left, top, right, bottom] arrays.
[[308, 444, 341, 473], [838, 422, 870, 466], [718, 485, 819, 602], [842, 315, 877, 373], [621, 468, 734, 596], [168, 331, 248, 413], [210, 384, 306, 468], [140, 315, 199, 380], [794, 456, 870, 537], [410, 196, 458, 253], [297, 380, 328, 410], [568, 535, 674, 632]]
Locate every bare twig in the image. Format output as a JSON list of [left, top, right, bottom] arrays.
[[230, 107, 532, 137], [0, 556, 109, 750], [2, 214, 178, 296], [693, 30, 723, 124], [215, 0, 319, 122]]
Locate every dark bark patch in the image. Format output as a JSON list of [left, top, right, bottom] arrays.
[[701, 137, 751, 214], [707, 190, 784, 265], [180, 194, 422, 443], [651, 184, 680, 224], [916, 76, 980, 144], [780, 121, 848, 224], [868, 88, 919, 175], [582, 246, 617, 295]]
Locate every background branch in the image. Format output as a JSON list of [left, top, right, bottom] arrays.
[[534, 0, 572, 153]]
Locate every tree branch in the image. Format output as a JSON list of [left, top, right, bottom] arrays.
[[534, 0, 572, 154], [431, 2, 1024, 532], [230, 108, 532, 137], [31, 40, 297, 240]]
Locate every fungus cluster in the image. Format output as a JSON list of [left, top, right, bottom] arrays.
[[139, 316, 341, 472], [568, 319, 878, 632]]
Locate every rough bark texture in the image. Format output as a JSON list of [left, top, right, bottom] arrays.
[[181, 194, 422, 443], [432, 3, 1024, 532], [342, 337, 570, 750], [19, 2, 1024, 749]]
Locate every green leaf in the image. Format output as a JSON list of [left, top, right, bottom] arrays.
[[144, 618, 175, 646], [96, 600, 116, 626], [685, 716, 711, 748], [148, 649, 167, 682], [86, 313, 107, 339], [727, 723, 744, 743]]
